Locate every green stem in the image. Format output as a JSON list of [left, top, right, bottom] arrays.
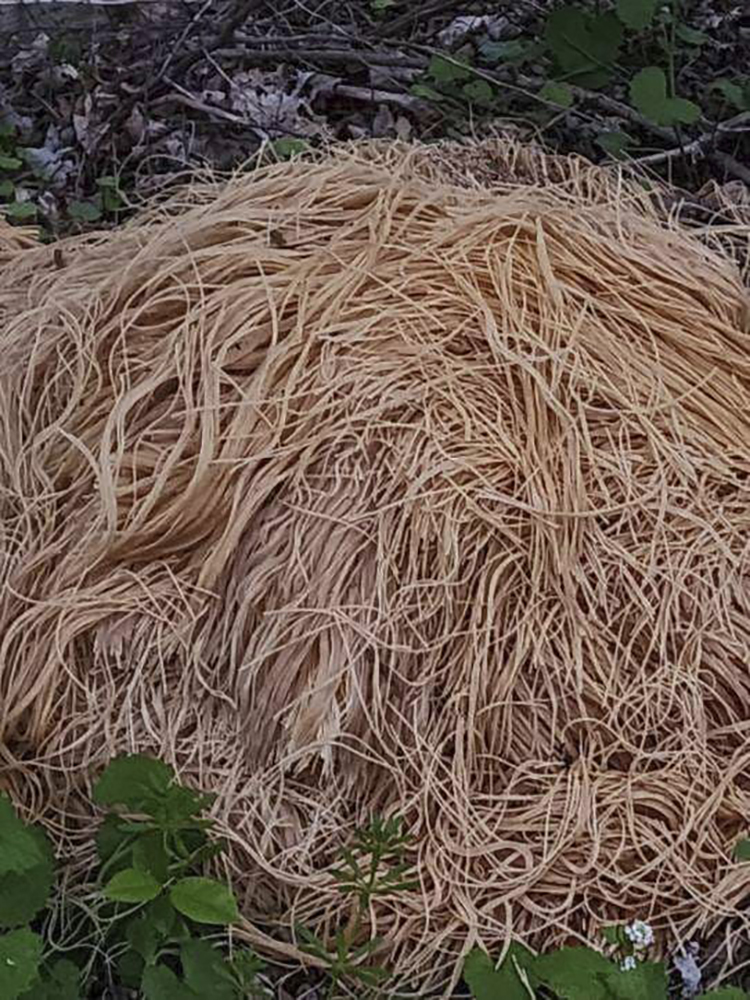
[[668, 0, 677, 98]]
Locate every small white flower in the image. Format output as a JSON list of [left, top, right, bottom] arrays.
[[621, 956, 638, 972], [624, 920, 654, 949]]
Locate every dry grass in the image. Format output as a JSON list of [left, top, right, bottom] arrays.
[[2, 139, 750, 992]]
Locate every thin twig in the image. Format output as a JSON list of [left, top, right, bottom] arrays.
[[631, 112, 750, 168], [215, 47, 424, 70]]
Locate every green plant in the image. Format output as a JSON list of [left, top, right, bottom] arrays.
[[0, 123, 37, 221], [0, 755, 265, 999], [414, 0, 725, 160], [92, 753, 263, 998], [67, 175, 124, 224], [298, 815, 416, 998], [463, 923, 748, 1000], [0, 793, 80, 999]]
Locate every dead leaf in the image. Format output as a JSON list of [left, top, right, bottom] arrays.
[[395, 115, 412, 141], [73, 94, 110, 156], [372, 103, 395, 138], [22, 124, 75, 188], [229, 68, 331, 140], [125, 105, 146, 145]]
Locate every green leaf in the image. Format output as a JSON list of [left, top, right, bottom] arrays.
[[710, 80, 750, 113], [676, 23, 710, 45], [67, 200, 101, 222], [630, 66, 701, 126], [151, 785, 214, 832], [181, 939, 237, 1000], [3, 201, 37, 220], [616, 0, 658, 31], [145, 895, 177, 937], [479, 39, 542, 65], [141, 964, 199, 1000], [0, 797, 47, 877], [297, 925, 330, 961], [93, 755, 175, 813], [427, 54, 472, 85], [103, 867, 162, 904], [269, 137, 308, 159], [603, 961, 668, 1000], [18, 958, 81, 1000], [596, 130, 633, 158], [0, 154, 22, 170], [601, 925, 629, 946], [735, 839, 750, 861], [412, 82, 446, 102], [169, 877, 239, 925], [95, 814, 132, 868], [116, 949, 144, 990], [540, 80, 574, 108], [534, 946, 619, 1000], [544, 7, 623, 88], [132, 831, 169, 883], [463, 945, 536, 999], [95, 175, 118, 189], [0, 929, 43, 1000], [0, 179, 14, 198], [0, 827, 55, 929], [126, 917, 161, 964], [462, 79, 495, 107], [231, 950, 265, 990]]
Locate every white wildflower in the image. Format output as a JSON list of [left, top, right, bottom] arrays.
[[624, 920, 654, 949], [674, 942, 702, 997], [621, 956, 638, 972]]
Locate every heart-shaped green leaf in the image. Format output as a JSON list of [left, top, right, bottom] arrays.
[[676, 24, 710, 46], [596, 130, 633, 158], [479, 39, 542, 65], [67, 200, 101, 223], [3, 201, 37, 220], [630, 67, 700, 126], [616, 0, 658, 31], [545, 7, 623, 88], [463, 945, 537, 1000], [710, 79, 750, 112], [540, 80, 574, 108], [533, 946, 619, 1000], [462, 79, 495, 107], [427, 54, 472, 85], [603, 961, 668, 1000]]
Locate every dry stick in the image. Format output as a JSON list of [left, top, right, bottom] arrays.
[[216, 46, 425, 70], [158, 77, 317, 139], [377, 0, 469, 38], [626, 112, 750, 169]]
